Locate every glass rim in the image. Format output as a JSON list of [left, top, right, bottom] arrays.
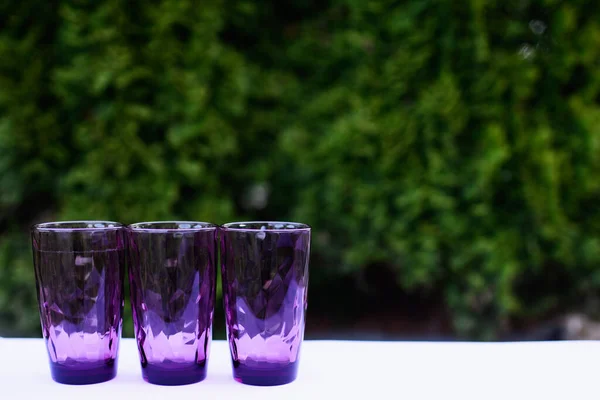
[[220, 221, 311, 232], [127, 221, 218, 232], [31, 220, 124, 232]]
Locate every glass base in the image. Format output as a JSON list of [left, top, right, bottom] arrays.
[[142, 361, 207, 386], [50, 359, 117, 385], [233, 361, 299, 386]]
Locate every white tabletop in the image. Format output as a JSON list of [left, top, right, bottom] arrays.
[[1, 338, 599, 399]]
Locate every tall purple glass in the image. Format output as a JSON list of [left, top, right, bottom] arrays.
[[31, 221, 126, 385], [127, 222, 217, 385], [220, 221, 311, 386]]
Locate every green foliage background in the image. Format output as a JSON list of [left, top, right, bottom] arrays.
[[1, 0, 600, 339]]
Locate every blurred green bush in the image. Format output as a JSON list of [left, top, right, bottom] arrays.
[[1, 0, 600, 339]]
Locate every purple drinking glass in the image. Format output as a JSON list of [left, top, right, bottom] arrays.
[[127, 222, 217, 385], [31, 221, 126, 385], [220, 221, 311, 386]]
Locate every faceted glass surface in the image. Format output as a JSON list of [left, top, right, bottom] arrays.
[[128, 222, 217, 386], [31, 221, 126, 385], [220, 222, 311, 386]]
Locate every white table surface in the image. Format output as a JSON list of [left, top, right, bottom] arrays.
[[1, 338, 599, 399]]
